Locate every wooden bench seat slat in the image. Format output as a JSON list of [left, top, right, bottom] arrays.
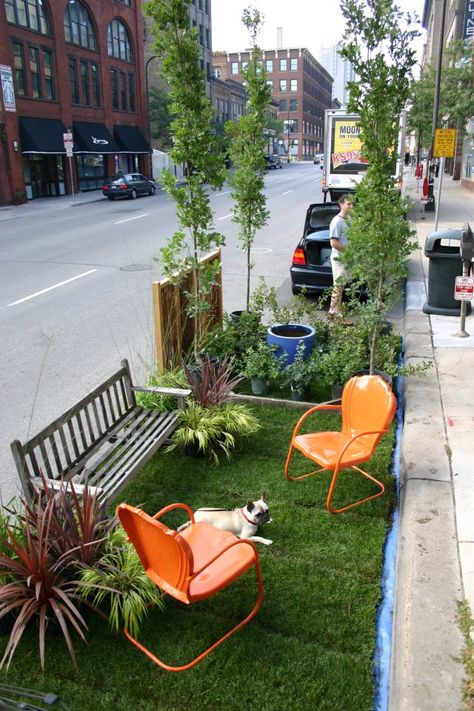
[[84, 410, 177, 489], [11, 359, 188, 506]]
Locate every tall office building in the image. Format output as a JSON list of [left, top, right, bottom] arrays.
[[318, 43, 355, 109]]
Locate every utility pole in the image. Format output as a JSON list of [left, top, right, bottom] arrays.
[[426, 0, 447, 212]]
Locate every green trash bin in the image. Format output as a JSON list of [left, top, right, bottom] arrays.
[[422, 229, 471, 316]]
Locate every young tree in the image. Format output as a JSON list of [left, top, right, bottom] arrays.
[[226, 7, 271, 310], [148, 87, 173, 151], [145, 0, 226, 359], [339, 0, 419, 373]]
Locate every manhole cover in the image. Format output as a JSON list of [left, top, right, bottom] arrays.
[[251, 247, 272, 254], [120, 264, 152, 272]]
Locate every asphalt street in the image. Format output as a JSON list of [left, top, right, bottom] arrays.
[[0, 162, 324, 501]]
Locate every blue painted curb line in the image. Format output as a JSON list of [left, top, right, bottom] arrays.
[[373, 338, 405, 711]]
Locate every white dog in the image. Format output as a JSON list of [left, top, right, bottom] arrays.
[[177, 495, 272, 545]]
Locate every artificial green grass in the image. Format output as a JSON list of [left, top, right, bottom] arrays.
[[0, 404, 397, 711]]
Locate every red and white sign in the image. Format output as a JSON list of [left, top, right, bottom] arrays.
[[63, 132, 73, 156], [454, 276, 474, 301]]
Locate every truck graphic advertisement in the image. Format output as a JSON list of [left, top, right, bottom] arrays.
[[331, 119, 368, 173]]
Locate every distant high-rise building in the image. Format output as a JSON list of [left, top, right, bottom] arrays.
[[318, 43, 354, 108]]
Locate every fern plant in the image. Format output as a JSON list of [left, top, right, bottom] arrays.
[[77, 528, 164, 638]]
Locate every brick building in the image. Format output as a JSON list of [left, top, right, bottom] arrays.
[[0, 0, 149, 205], [213, 48, 333, 162]]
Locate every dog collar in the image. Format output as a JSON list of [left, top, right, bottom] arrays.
[[240, 508, 255, 525]]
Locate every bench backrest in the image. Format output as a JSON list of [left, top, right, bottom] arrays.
[[11, 360, 137, 495]]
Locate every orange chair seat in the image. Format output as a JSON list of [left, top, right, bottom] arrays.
[[179, 523, 256, 601], [293, 431, 371, 470]]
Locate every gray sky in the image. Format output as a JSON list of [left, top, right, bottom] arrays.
[[211, 0, 426, 63]]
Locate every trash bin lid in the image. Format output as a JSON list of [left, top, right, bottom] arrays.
[[425, 228, 463, 256]]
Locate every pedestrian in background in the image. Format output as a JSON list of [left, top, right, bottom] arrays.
[[329, 194, 353, 322]]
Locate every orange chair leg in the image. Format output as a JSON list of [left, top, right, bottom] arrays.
[[326, 465, 385, 515], [123, 560, 264, 672], [285, 444, 325, 482]]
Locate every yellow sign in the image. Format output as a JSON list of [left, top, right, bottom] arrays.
[[433, 128, 457, 157]]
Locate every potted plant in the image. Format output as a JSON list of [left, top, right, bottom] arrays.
[[242, 341, 283, 395], [319, 321, 370, 399], [281, 342, 320, 401]]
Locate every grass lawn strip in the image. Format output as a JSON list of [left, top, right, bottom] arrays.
[[0, 404, 396, 711]]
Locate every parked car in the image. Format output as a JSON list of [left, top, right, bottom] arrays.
[[290, 201, 340, 295], [102, 173, 156, 200], [313, 154, 324, 165], [264, 155, 283, 170]]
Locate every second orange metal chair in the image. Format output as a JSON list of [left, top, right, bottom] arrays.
[[285, 375, 397, 514], [117, 502, 264, 671]]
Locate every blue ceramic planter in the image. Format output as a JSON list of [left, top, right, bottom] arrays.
[[267, 323, 316, 365]]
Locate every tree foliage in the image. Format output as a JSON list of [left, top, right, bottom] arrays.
[[145, 0, 226, 358], [226, 7, 272, 309], [148, 86, 173, 150], [408, 40, 474, 153], [339, 0, 418, 372]]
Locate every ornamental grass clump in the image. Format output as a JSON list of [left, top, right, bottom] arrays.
[[77, 528, 165, 639]]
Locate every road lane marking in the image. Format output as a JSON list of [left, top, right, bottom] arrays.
[[7, 269, 98, 307], [282, 190, 294, 195], [215, 191, 231, 197], [217, 214, 232, 221], [115, 214, 148, 224]]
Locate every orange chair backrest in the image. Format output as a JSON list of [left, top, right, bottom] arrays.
[[117, 503, 193, 604], [341, 375, 397, 454]]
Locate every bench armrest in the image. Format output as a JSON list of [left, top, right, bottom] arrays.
[[132, 386, 191, 409]]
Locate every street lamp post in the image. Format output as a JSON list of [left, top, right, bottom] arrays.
[[145, 55, 157, 179], [287, 106, 290, 163]]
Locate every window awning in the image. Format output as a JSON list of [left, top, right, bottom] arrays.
[[73, 122, 120, 154], [19, 117, 68, 154], [113, 125, 150, 153]]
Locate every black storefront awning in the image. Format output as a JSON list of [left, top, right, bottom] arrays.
[[73, 122, 120, 154], [113, 125, 150, 153], [19, 117, 68, 154]]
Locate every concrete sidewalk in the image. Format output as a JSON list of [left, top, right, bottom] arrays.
[[390, 169, 474, 711]]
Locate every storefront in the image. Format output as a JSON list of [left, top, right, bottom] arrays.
[[113, 124, 150, 175], [19, 117, 67, 199], [72, 121, 120, 191]]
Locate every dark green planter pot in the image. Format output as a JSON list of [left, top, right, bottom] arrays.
[[250, 377, 268, 396]]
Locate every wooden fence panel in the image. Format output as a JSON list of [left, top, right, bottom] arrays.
[[152, 248, 223, 370]]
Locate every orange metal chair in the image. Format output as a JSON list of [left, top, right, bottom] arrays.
[[285, 375, 397, 514], [116, 502, 264, 672]]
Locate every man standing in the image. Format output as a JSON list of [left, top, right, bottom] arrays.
[[329, 194, 353, 319]]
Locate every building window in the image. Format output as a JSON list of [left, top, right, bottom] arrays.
[[128, 74, 135, 111], [241, 62, 248, 71], [290, 98, 298, 111], [120, 72, 127, 110], [290, 79, 297, 92], [290, 58, 298, 71], [279, 79, 287, 91], [64, 1, 96, 50], [91, 63, 100, 106], [6, 0, 51, 35], [43, 50, 55, 100], [119, 0, 131, 4], [80, 61, 89, 104], [199, 24, 204, 46], [107, 19, 133, 62], [69, 58, 79, 103], [12, 42, 26, 96], [214, 67, 221, 79], [280, 58, 287, 71], [205, 28, 210, 49], [231, 62, 238, 74], [267, 80, 273, 90], [279, 98, 287, 111], [29, 46, 41, 98], [111, 69, 119, 109], [266, 59, 273, 72]]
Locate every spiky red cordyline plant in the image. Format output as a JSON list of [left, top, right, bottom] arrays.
[[184, 356, 243, 408], [0, 497, 88, 671], [19, 478, 114, 567]]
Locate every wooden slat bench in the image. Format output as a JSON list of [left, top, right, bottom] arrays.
[[10, 359, 190, 506]]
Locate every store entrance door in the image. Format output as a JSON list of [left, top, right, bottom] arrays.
[[24, 155, 65, 199]]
